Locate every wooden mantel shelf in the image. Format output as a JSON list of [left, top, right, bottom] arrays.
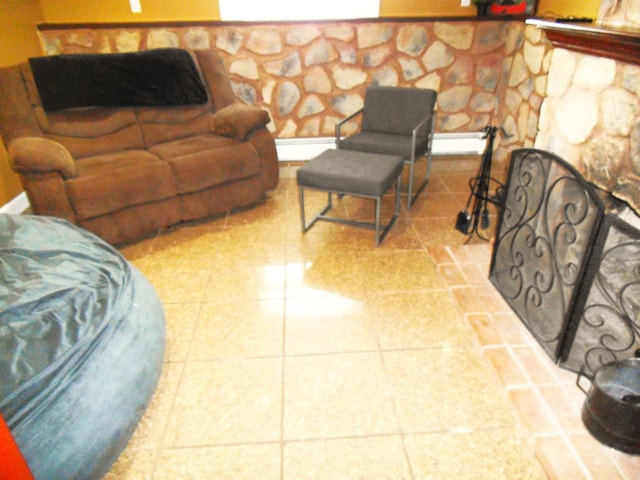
[[527, 18, 640, 65]]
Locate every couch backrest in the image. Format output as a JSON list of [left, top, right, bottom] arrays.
[[0, 49, 237, 157]]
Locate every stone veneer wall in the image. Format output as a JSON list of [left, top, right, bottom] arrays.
[[533, 0, 640, 216], [36, 19, 551, 165], [535, 50, 640, 215]]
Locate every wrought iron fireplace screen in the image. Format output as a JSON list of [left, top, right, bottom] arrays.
[[490, 148, 640, 375]]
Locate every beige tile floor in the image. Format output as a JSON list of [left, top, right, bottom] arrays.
[[109, 158, 640, 480]]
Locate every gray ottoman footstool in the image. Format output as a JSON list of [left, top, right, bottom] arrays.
[[296, 149, 404, 246]]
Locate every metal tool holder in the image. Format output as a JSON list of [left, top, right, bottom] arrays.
[[455, 125, 506, 242]]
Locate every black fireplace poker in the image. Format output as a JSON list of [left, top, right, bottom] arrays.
[[455, 125, 507, 242]]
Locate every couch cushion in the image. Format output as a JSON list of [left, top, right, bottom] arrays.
[[75, 149, 161, 177], [137, 103, 212, 147], [37, 108, 145, 159], [148, 132, 238, 160], [164, 141, 260, 194], [66, 158, 177, 220]]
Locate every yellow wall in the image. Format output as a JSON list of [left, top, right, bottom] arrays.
[[37, 0, 600, 23], [0, 0, 44, 206], [37, 0, 478, 23], [537, 0, 600, 19]]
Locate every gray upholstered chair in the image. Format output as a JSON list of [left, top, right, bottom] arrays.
[[336, 86, 437, 209]]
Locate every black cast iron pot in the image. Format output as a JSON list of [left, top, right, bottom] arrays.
[[577, 354, 640, 455]]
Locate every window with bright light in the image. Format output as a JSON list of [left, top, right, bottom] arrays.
[[219, 0, 379, 22]]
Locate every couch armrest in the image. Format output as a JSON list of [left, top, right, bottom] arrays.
[[209, 104, 270, 141], [8, 137, 75, 179]]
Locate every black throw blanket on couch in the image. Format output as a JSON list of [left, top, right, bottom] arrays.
[[29, 48, 208, 111]]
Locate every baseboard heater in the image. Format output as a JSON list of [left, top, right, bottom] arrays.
[[0, 193, 29, 215], [275, 132, 487, 161], [1, 133, 487, 214]]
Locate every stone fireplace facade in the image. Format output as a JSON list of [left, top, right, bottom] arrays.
[[534, 0, 640, 216]]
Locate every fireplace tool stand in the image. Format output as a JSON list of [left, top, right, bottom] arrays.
[[455, 125, 506, 243]]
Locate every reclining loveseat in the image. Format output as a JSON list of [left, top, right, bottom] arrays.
[[0, 48, 278, 245]]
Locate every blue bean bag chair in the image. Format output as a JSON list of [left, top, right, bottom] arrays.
[[0, 214, 165, 479]]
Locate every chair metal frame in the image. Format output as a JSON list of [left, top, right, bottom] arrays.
[[298, 175, 402, 246], [335, 103, 436, 210]]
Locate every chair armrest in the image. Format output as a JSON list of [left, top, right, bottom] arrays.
[[335, 108, 363, 147], [209, 104, 270, 141], [8, 137, 75, 179]]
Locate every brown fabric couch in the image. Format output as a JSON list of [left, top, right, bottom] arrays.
[[0, 48, 278, 245]]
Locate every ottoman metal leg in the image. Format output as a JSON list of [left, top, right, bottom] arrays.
[[299, 188, 332, 233]]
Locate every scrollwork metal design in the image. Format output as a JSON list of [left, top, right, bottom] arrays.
[[490, 149, 603, 361], [562, 232, 640, 375]]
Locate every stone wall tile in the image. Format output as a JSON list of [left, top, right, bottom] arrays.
[[300, 117, 321, 136], [415, 72, 441, 91], [422, 41, 455, 71], [147, 30, 179, 49], [287, 26, 322, 46], [338, 46, 357, 64], [517, 77, 534, 100], [357, 24, 394, 49], [440, 113, 471, 130], [476, 53, 501, 90], [67, 31, 93, 49], [508, 53, 528, 87], [331, 94, 363, 117], [184, 29, 210, 50], [230, 58, 259, 79], [324, 25, 355, 42], [438, 86, 472, 112], [524, 24, 542, 43], [517, 103, 530, 141], [504, 23, 525, 56], [573, 56, 617, 92], [297, 95, 325, 118], [332, 65, 367, 90], [534, 76, 547, 97], [362, 46, 392, 68], [527, 110, 539, 139], [116, 31, 140, 52], [371, 66, 399, 86], [264, 52, 302, 77], [304, 66, 332, 94], [216, 30, 244, 55], [469, 113, 490, 131], [280, 119, 297, 137], [504, 88, 522, 116], [434, 22, 473, 50], [631, 120, 640, 171], [323, 116, 345, 136], [399, 58, 425, 81], [262, 79, 276, 104], [554, 87, 599, 144], [546, 49, 575, 97], [601, 87, 640, 136], [277, 81, 300, 116], [42, 37, 62, 55], [396, 25, 428, 57], [304, 39, 338, 66], [445, 56, 474, 85], [622, 64, 640, 96], [247, 29, 282, 55], [470, 92, 496, 113], [98, 36, 112, 54], [523, 41, 545, 75], [232, 81, 258, 104], [471, 22, 507, 54]]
